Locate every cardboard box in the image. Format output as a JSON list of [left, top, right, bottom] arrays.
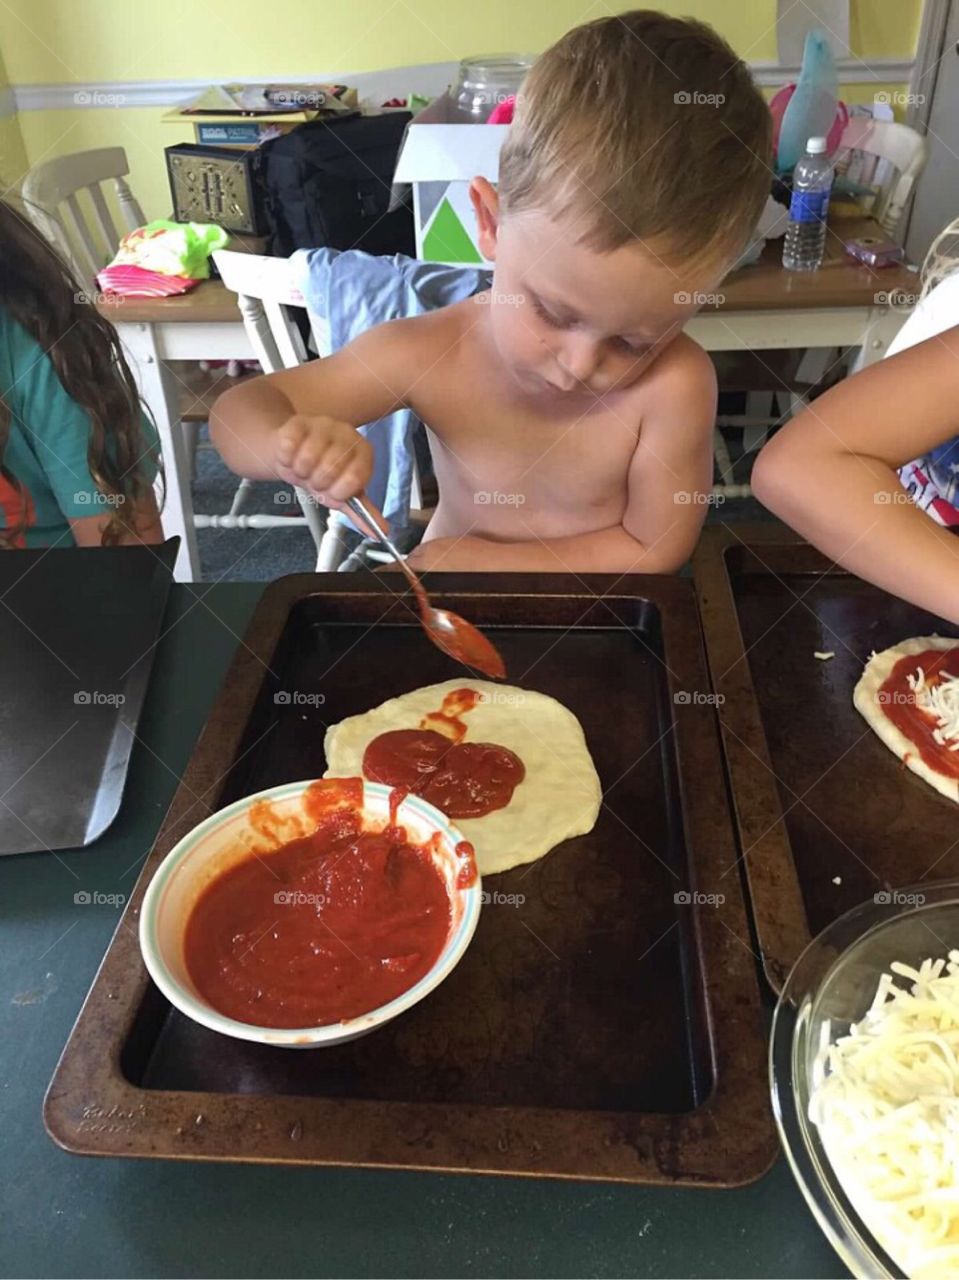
[[394, 92, 508, 265]]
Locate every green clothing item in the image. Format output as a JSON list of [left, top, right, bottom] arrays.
[[0, 308, 158, 547]]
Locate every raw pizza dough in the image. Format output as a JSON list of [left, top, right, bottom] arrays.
[[854, 636, 959, 803], [323, 679, 602, 875]]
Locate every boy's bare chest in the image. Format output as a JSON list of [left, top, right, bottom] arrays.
[[413, 374, 640, 488]]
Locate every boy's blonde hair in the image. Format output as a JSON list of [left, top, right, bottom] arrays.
[[498, 9, 772, 267]]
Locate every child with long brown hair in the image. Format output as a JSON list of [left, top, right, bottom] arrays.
[[0, 199, 162, 548]]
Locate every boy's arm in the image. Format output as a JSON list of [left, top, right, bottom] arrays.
[[751, 324, 959, 623], [409, 342, 716, 574], [210, 321, 414, 499]]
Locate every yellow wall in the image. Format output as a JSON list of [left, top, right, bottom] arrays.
[[0, 0, 925, 217]]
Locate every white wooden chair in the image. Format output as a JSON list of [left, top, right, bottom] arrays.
[[833, 117, 928, 237], [212, 249, 345, 570], [21, 146, 144, 281]]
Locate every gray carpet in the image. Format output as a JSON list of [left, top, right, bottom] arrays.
[[191, 426, 771, 582]]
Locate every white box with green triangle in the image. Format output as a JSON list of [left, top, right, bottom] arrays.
[[394, 93, 508, 266]]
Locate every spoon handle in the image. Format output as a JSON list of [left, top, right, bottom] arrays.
[[344, 495, 423, 595]]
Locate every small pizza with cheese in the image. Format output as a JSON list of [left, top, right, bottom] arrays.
[[854, 637, 959, 803]]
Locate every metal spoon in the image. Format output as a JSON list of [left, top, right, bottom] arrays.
[[345, 495, 505, 679]]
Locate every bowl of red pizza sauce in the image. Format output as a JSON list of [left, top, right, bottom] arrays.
[[139, 778, 481, 1048]]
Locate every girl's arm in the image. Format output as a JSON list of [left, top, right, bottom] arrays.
[[752, 324, 959, 622], [69, 491, 164, 547]]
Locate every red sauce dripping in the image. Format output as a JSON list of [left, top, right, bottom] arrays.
[[455, 840, 478, 889], [184, 801, 451, 1029], [879, 648, 959, 780], [419, 688, 481, 742]]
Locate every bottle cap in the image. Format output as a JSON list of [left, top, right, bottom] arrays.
[[807, 136, 828, 154]]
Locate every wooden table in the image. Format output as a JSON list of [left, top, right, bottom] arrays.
[[99, 217, 918, 582]]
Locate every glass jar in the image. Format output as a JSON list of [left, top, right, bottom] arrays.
[[451, 54, 535, 123]]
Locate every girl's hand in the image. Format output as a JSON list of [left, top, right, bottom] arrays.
[[274, 415, 373, 503]]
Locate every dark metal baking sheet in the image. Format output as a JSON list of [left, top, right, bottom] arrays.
[[693, 523, 959, 992], [45, 573, 774, 1185], [0, 538, 177, 855]]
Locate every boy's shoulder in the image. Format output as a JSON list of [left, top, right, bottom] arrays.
[[354, 297, 478, 368], [633, 332, 717, 416]]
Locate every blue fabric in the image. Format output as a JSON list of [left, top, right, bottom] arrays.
[[293, 247, 491, 536]]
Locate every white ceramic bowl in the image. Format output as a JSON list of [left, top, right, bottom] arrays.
[[139, 779, 482, 1048]]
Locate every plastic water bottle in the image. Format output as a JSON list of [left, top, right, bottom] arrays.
[[782, 137, 834, 271]]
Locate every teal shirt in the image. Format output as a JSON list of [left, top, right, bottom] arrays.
[[0, 308, 158, 547]]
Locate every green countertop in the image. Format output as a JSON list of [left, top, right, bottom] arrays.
[[1, 584, 844, 1279]]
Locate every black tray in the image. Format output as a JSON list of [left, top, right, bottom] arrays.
[[46, 573, 775, 1185], [0, 538, 177, 854]]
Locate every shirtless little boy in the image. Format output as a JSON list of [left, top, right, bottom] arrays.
[[212, 10, 771, 573]]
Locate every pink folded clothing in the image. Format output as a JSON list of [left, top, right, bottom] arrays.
[[488, 95, 515, 124], [96, 264, 198, 298]]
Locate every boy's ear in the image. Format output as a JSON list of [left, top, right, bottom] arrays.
[[469, 177, 500, 261]]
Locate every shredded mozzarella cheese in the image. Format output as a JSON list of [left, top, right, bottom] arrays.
[[906, 665, 959, 749], [811, 952, 959, 1278]]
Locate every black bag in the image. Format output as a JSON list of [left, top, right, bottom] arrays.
[[257, 112, 415, 257]]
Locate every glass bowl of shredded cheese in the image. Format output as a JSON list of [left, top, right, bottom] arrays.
[[771, 883, 959, 1280]]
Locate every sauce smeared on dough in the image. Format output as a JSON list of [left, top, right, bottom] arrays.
[[880, 648, 959, 779], [363, 730, 525, 818]]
